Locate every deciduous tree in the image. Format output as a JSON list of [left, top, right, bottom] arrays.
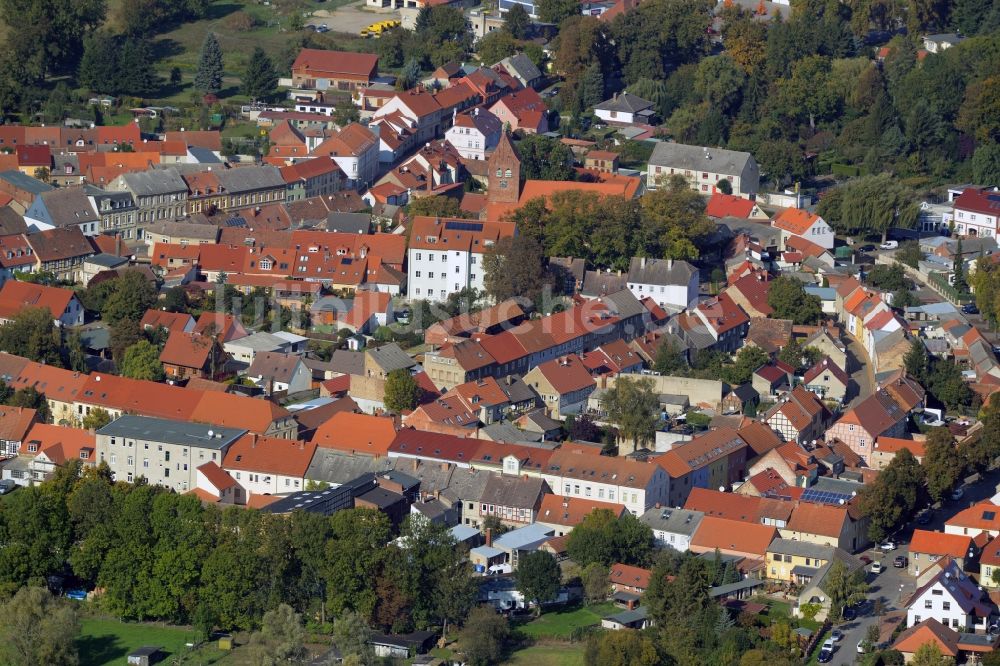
[[514, 551, 560, 615], [384, 368, 421, 412], [120, 339, 165, 381], [458, 606, 510, 666], [923, 428, 964, 502], [767, 276, 823, 325], [0, 587, 79, 666], [600, 376, 659, 454]]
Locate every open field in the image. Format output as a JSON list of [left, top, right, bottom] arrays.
[[506, 643, 587, 666], [76, 618, 227, 666], [516, 602, 615, 640]]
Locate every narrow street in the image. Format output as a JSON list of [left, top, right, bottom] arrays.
[[844, 334, 875, 410]]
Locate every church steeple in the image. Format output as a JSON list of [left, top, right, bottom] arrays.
[[487, 132, 521, 205]]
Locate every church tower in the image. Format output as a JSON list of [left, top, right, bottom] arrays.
[[487, 132, 521, 205]]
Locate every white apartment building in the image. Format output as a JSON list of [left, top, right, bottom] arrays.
[[540, 450, 669, 516], [625, 256, 699, 310], [647, 142, 759, 198], [406, 216, 514, 302], [96, 415, 246, 493], [445, 108, 502, 161]]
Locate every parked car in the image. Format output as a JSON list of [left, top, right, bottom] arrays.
[[963, 303, 980, 315], [917, 511, 932, 525], [818, 648, 833, 663], [951, 487, 965, 501], [859, 555, 872, 565], [859, 244, 876, 252], [879, 541, 896, 551], [894, 556, 908, 568], [880, 240, 899, 250], [858, 640, 867, 654], [871, 561, 883, 574], [842, 606, 857, 621], [822, 638, 836, 651], [831, 629, 844, 642], [0, 479, 15, 495]]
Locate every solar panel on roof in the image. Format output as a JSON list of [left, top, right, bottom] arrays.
[[226, 216, 247, 227], [800, 489, 852, 505], [444, 221, 484, 232]]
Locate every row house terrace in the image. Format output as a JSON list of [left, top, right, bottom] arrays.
[[423, 290, 653, 389]]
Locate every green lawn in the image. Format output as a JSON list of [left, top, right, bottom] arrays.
[[517, 603, 616, 640], [76, 618, 221, 666], [506, 643, 586, 666]]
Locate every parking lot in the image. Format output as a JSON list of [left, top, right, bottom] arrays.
[[308, 2, 393, 37]]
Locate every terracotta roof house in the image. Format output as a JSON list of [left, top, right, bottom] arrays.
[[945, 501, 1000, 539], [193, 312, 248, 343], [160, 331, 228, 381], [752, 360, 795, 399], [0, 280, 83, 327], [540, 448, 668, 516], [763, 385, 829, 444], [825, 375, 924, 465], [535, 494, 629, 536], [609, 563, 652, 596], [291, 49, 379, 90], [522, 355, 597, 418], [190, 392, 296, 439], [655, 427, 749, 507], [192, 461, 240, 504], [705, 193, 767, 220], [908, 529, 977, 577], [0, 406, 38, 457], [744, 317, 792, 354], [140, 309, 195, 335], [221, 433, 318, 500], [689, 515, 778, 560], [892, 619, 960, 661], [15, 423, 95, 484], [869, 435, 927, 470], [771, 208, 833, 250], [311, 412, 397, 456]]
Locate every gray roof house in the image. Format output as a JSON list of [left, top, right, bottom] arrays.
[[117, 168, 188, 197], [497, 54, 542, 89], [593, 93, 654, 125], [327, 212, 372, 234], [626, 257, 698, 310], [647, 142, 759, 197], [216, 165, 285, 194], [639, 506, 704, 551], [24, 187, 100, 235]]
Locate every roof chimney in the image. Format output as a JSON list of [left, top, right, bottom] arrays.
[[485, 527, 493, 547]]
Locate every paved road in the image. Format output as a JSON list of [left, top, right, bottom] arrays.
[[822, 468, 1000, 664], [844, 334, 875, 410]]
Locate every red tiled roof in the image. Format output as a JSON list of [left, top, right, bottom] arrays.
[[706, 193, 756, 218], [197, 460, 238, 491], [312, 412, 396, 455], [223, 433, 317, 478], [909, 529, 973, 558], [537, 494, 628, 527], [772, 208, 822, 235], [609, 563, 652, 590], [291, 49, 378, 80], [0, 281, 75, 321]]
